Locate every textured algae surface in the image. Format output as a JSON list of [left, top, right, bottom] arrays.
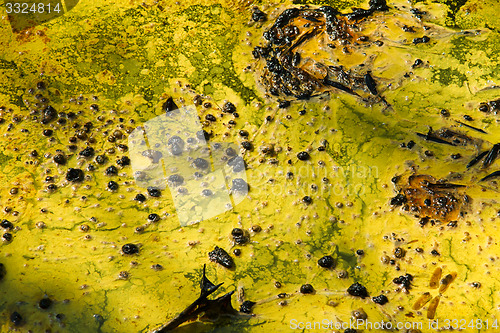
[[1, 0, 500, 332]]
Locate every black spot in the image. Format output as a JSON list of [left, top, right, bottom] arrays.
[[297, 151, 310, 161], [240, 300, 256, 314], [53, 154, 66, 165], [302, 196, 312, 204], [105, 165, 118, 176], [66, 168, 84, 182], [162, 97, 178, 112], [193, 158, 209, 169], [347, 282, 369, 298], [406, 140, 415, 149], [148, 213, 160, 222], [205, 114, 216, 122], [42, 105, 57, 123], [440, 109, 450, 117], [393, 273, 413, 289], [232, 178, 248, 192], [318, 255, 335, 268], [147, 187, 161, 197], [222, 102, 237, 114], [116, 156, 130, 166], [231, 228, 249, 244], [451, 153, 461, 159], [394, 247, 406, 259], [300, 284, 314, 294], [241, 141, 253, 150], [95, 155, 107, 165], [413, 36, 430, 44], [412, 59, 423, 68], [239, 130, 249, 137], [226, 147, 236, 156], [134, 194, 146, 202], [431, 249, 440, 256], [42, 129, 53, 136], [122, 243, 139, 255], [344, 330, 357, 333], [79, 147, 95, 158], [39, 298, 53, 309], [10, 312, 22, 326], [2, 233, 11, 242], [107, 181, 119, 191], [1, 220, 12, 230], [208, 246, 234, 268]]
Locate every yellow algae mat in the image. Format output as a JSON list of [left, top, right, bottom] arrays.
[[1, 0, 500, 332]]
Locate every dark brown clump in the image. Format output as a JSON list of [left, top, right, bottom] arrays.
[[66, 168, 84, 182], [231, 228, 249, 245], [300, 284, 314, 294], [347, 282, 369, 298], [297, 151, 310, 161], [208, 246, 234, 268], [372, 294, 388, 305], [222, 102, 236, 114], [393, 273, 413, 289], [318, 255, 335, 268]]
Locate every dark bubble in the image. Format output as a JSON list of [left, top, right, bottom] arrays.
[[300, 284, 314, 294], [147, 187, 161, 197], [10, 312, 22, 326], [122, 243, 139, 255], [39, 298, 53, 309], [66, 168, 84, 182], [107, 181, 119, 191], [134, 194, 146, 202], [318, 255, 335, 268], [105, 165, 118, 176], [297, 151, 310, 161], [222, 102, 236, 113], [79, 147, 95, 158]]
